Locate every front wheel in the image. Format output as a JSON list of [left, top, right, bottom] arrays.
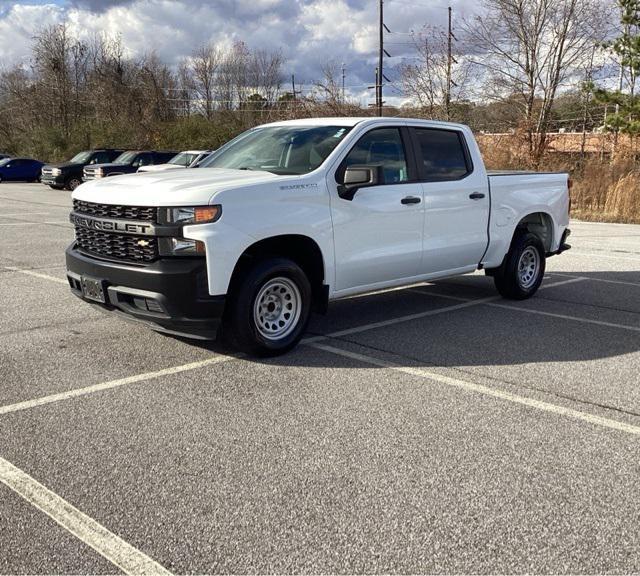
[[66, 178, 81, 191], [492, 232, 546, 300], [225, 257, 312, 356]]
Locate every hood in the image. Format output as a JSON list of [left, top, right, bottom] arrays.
[[87, 162, 131, 170], [138, 164, 185, 173], [73, 167, 283, 206], [45, 161, 81, 169]]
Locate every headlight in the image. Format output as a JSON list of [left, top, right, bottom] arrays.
[[94, 168, 103, 177], [51, 168, 61, 176], [165, 205, 221, 225], [158, 237, 205, 256]]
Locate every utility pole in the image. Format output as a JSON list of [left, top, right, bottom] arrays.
[[377, 0, 384, 116], [291, 74, 302, 114], [613, 14, 629, 157], [445, 6, 457, 121]]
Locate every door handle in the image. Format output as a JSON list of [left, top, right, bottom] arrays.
[[469, 192, 485, 200], [401, 196, 421, 205]]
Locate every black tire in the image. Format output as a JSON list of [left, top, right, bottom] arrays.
[[66, 177, 81, 191], [225, 257, 312, 356], [492, 232, 546, 300]]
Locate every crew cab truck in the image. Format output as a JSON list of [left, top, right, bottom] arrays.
[[41, 149, 124, 191], [83, 150, 177, 181], [66, 118, 571, 356]]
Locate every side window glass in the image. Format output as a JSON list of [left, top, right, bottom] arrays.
[[414, 129, 470, 182], [343, 128, 408, 184], [136, 154, 151, 167], [94, 153, 110, 164]]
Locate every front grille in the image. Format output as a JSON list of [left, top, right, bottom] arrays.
[[75, 227, 158, 263], [73, 200, 157, 222]]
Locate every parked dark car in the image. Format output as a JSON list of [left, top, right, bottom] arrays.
[[83, 150, 178, 181], [0, 158, 45, 183], [41, 149, 124, 191]]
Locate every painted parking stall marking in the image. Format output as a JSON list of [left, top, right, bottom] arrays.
[[0, 457, 172, 575], [311, 343, 640, 436]]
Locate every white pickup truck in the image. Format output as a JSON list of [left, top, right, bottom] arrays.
[[66, 118, 571, 355]]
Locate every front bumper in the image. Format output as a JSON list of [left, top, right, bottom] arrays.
[[41, 174, 65, 185], [65, 245, 225, 339]]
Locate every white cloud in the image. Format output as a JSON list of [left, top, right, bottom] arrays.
[[0, 0, 478, 103]]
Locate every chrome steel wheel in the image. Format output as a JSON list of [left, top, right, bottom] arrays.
[[253, 276, 302, 341], [518, 246, 540, 289]]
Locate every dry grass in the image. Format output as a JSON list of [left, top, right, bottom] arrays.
[[477, 134, 640, 224]]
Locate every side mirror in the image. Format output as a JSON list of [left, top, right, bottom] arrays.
[[337, 165, 381, 201]]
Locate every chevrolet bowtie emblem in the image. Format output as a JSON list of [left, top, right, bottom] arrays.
[[137, 239, 150, 247]]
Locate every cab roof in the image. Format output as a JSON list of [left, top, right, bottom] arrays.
[[258, 117, 470, 131]]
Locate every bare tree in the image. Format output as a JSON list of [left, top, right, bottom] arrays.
[[464, 0, 608, 162], [31, 23, 89, 137], [191, 42, 221, 119], [400, 24, 471, 120], [248, 48, 283, 105]]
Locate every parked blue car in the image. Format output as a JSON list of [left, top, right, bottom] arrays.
[[0, 158, 45, 182]]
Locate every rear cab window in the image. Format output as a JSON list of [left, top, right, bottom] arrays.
[[411, 128, 472, 182]]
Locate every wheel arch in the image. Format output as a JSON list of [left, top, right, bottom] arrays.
[[227, 234, 329, 313], [513, 211, 555, 253]]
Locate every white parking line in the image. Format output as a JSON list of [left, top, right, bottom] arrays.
[[311, 343, 640, 436], [2, 266, 67, 285], [305, 295, 500, 343], [569, 250, 640, 262], [486, 301, 640, 333], [3, 212, 51, 217], [0, 355, 236, 416], [304, 277, 587, 344], [0, 457, 172, 575], [551, 272, 640, 288]]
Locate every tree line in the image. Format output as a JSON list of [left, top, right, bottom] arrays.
[[1, 0, 639, 168]]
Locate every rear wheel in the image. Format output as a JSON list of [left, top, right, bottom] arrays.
[[66, 177, 81, 191], [492, 232, 546, 300], [225, 257, 312, 356]]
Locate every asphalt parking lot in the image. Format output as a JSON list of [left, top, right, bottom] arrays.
[[1, 182, 639, 574]]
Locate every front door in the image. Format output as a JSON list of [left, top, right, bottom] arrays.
[[329, 127, 424, 292]]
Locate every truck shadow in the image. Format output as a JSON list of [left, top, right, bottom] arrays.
[[188, 270, 640, 370]]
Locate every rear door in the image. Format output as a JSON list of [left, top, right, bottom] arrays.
[[329, 126, 425, 291], [409, 127, 490, 274]]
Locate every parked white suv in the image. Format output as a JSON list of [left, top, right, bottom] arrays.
[[137, 150, 212, 173], [66, 118, 571, 355]]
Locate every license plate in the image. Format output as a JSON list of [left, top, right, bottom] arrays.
[[81, 276, 106, 303]]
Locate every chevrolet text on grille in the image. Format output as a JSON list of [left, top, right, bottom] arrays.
[[69, 213, 154, 235]]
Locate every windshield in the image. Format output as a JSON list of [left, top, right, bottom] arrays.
[[113, 151, 138, 164], [201, 125, 352, 175], [0, 158, 10, 166], [70, 151, 93, 163], [169, 152, 197, 166]]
